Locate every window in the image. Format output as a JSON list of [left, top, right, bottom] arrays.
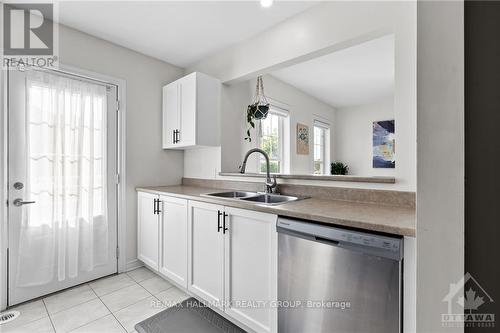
[[313, 120, 331, 175], [259, 108, 288, 173]]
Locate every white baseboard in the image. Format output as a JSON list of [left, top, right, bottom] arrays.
[[125, 259, 143, 272]]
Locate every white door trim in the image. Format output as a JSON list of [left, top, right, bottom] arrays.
[[1, 68, 8, 311], [0, 64, 127, 310]]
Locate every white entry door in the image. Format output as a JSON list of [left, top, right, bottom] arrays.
[[7, 68, 119, 306]]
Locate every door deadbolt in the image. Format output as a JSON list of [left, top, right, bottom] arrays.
[[13, 182, 24, 190]]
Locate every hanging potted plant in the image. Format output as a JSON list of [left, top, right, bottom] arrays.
[[245, 76, 269, 142]]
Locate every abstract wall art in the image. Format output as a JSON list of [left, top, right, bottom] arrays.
[[373, 120, 395, 168]]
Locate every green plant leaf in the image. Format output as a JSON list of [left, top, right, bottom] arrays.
[[330, 162, 349, 175]]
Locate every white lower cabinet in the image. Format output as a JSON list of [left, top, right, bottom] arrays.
[[138, 192, 277, 333], [224, 207, 278, 333], [137, 191, 160, 270], [187, 201, 226, 310], [187, 201, 277, 333], [137, 191, 188, 286], [159, 195, 188, 288]]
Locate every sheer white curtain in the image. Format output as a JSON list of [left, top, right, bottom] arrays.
[[16, 70, 109, 286]]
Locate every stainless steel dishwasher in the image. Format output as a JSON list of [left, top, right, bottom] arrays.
[[277, 217, 403, 333]]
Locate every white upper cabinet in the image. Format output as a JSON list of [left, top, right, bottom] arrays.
[[163, 82, 179, 148], [162, 72, 221, 149]]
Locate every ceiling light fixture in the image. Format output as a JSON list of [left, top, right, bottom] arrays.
[[260, 0, 273, 8]]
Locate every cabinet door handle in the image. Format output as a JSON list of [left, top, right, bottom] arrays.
[[173, 129, 179, 144], [217, 210, 223, 233], [223, 212, 228, 234], [175, 129, 180, 144], [172, 130, 176, 144], [157, 199, 162, 214], [153, 198, 161, 214]]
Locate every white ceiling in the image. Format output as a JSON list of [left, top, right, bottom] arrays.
[[58, 1, 317, 68], [271, 34, 395, 108]]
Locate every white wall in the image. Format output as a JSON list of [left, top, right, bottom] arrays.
[[222, 74, 335, 175], [186, 1, 416, 191], [334, 97, 394, 176], [265, 75, 335, 174], [416, 1, 464, 332], [59, 25, 185, 266], [185, 146, 221, 180], [220, 81, 251, 172]]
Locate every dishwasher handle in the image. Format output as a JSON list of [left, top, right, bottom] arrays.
[[314, 236, 340, 246], [277, 217, 403, 261]]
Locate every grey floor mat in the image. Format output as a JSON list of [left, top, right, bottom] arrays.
[[135, 298, 247, 333]]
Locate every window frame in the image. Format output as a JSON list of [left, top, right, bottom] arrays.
[[313, 119, 331, 175], [257, 106, 289, 174]]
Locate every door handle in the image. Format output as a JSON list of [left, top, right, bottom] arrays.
[[13, 199, 36, 207], [217, 210, 223, 232], [173, 130, 176, 144], [223, 212, 228, 234]]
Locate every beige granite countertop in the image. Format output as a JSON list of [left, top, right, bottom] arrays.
[[136, 185, 416, 237]]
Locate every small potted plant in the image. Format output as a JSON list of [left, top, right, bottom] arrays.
[[331, 162, 349, 175], [245, 76, 269, 142]]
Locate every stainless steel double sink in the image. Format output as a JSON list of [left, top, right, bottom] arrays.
[[201, 191, 299, 206]]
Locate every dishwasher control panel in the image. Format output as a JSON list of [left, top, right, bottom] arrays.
[[277, 217, 403, 261], [339, 232, 400, 251]]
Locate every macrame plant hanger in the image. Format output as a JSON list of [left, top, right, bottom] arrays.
[[244, 75, 269, 142]]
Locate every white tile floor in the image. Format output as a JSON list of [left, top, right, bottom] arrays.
[[0, 267, 190, 333]]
